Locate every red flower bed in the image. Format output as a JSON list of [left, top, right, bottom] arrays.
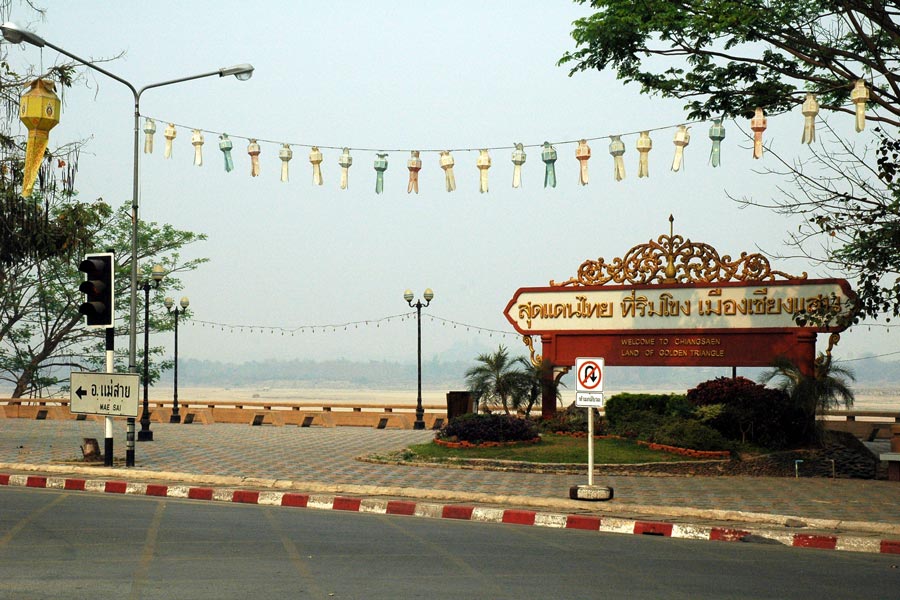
[[634, 440, 731, 460], [434, 436, 542, 449]]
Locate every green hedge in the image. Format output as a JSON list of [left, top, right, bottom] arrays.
[[604, 393, 731, 452], [604, 393, 689, 425]]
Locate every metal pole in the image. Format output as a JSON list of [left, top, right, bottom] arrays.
[[138, 281, 153, 440], [587, 407, 594, 486], [125, 417, 135, 467], [104, 327, 115, 467], [415, 300, 424, 429], [171, 308, 181, 423]]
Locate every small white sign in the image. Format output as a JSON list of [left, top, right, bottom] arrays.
[[575, 392, 605, 408], [70, 372, 140, 417]]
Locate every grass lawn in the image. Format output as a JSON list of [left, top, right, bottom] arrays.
[[407, 434, 705, 464]]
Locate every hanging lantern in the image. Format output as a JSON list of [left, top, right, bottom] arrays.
[[143, 118, 156, 154], [750, 108, 767, 159], [851, 79, 868, 133], [309, 146, 324, 185], [164, 123, 177, 159], [18, 78, 60, 197], [476, 149, 491, 193], [407, 150, 422, 194], [575, 140, 591, 185], [636, 131, 652, 178], [511, 142, 526, 188], [439, 150, 456, 192], [191, 129, 204, 166], [338, 147, 353, 189], [541, 142, 557, 188], [671, 125, 690, 172], [609, 135, 626, 181], [708, 120, 725, 167], [279, 144, 293, 182], [219, 134, 234, 172], [801, 93, 819, 144], [248, 139, 261, 176], [374, 153, 388, 194]]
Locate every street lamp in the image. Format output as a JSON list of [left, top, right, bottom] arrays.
[[0, 21, 253, 387], [137, 265, 165, 441], [164, 296, 189, 424], [404, 288, 434, 430]]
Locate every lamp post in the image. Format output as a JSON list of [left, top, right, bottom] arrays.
[[0, 21, 253, 387], [404, 288, 434, 430], [137, 265, 165, 441], [164, 296, 189, 424]]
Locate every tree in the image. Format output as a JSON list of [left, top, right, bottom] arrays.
[[560, 1, 900, 321], [512, 356, 564, 418], [0, 3, 196, 397], [465, 345, 522, 415], [759, 354, 855, 444], [0, 2, 99, 272], [0, 201, 207, 398]]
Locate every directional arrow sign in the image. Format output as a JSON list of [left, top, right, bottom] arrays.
[[70, 371, 140, 417]]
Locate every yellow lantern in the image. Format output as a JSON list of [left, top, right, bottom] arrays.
[[19, 78, 61, 197]]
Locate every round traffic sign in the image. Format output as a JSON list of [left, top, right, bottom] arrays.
[[577, 360, 603, 391]]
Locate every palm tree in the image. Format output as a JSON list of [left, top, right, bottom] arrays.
[[465, 345, 521, 414], [759, 354, 855, 444], [512, 356, 564, 418]]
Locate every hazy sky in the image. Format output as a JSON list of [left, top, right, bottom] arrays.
[[3, 1, 897, 368]]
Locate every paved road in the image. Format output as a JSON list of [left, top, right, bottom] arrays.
[[3, 420, 899, 525], [2, 487, 899, 600]]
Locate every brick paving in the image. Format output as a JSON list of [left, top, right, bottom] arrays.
[[2, 420, 900, 525]]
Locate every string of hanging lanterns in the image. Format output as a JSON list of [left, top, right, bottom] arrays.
[[187, 311, 521, 340], [133, 79, 877, 195]]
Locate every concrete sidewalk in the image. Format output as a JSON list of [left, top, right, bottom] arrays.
[[2, 420, 899, 549]]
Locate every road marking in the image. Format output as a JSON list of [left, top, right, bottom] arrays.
[[263, 508, 329, 597], [0, 492, 67, 548], [129, 500, 166, 600]]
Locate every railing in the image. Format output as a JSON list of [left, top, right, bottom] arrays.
[[819, 410, 900, 440], [0, 398, 448, 429], [2, 398, 898, 437]]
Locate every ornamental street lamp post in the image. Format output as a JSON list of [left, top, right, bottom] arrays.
[[0, 21, 252, 394], [164, 296, 189, 424], [137, 265, 165, 441], [404, 288, 434, 430]]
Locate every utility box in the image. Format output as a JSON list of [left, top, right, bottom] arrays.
[[446, 391, 473, 420]]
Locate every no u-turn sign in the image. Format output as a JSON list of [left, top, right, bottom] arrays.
[[576, 357, 604, 393], [575, 357, 605, 408]]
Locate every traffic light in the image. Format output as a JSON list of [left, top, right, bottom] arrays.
[[78, 252, 114, 328]]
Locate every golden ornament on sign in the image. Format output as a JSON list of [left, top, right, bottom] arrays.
[[550, 216, 806, 287], [522, 335, 542, 368]]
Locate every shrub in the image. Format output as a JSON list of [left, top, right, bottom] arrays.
[[604, 393, 689, 427], [653, 418, 732, 451], [537, 403, 603, 434], [608, 409, 666, 441], [687, 376, 803, 449], [439, 413, 539, 443]]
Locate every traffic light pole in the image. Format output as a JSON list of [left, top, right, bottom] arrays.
[[104, 328, 114, 467]]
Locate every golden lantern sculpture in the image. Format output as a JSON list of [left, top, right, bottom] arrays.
[[19, 78, 61, 197]]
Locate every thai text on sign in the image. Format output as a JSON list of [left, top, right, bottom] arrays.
[[506, 280, 854, 333]]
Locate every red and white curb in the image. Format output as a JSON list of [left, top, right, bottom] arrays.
[[3, 473, 899, 555]]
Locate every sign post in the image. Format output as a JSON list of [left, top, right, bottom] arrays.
[[570, 357, 613, 501]]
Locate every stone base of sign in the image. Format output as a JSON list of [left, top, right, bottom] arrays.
[[569, 484, 614, 502]]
